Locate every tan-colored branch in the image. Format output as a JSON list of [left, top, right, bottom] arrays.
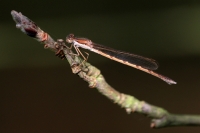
[[11, 10, 200, 128]]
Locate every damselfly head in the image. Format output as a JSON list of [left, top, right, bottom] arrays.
[[66, 34, 74, 44]]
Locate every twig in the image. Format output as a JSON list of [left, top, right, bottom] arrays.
[[11, 10, 200, 128]]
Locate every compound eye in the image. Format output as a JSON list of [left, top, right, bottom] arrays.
[[68, 34, 74, 38]]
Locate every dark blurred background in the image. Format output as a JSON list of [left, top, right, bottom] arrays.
[[1, 0, 200, 133]]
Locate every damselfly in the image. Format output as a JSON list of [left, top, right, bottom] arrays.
[[66, 34, 176, 85]]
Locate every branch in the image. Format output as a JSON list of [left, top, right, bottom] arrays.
[[11, 10, 200, 128]]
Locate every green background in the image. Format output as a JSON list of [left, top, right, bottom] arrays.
[[1, 0, 200, 132]]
